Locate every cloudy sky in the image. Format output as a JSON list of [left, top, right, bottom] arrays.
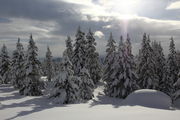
[[0, 0, 180, 57]]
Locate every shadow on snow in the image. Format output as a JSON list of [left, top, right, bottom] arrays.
[[0, 84, 69, 120]]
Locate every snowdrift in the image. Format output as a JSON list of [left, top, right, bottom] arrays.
[[121, 89, 172, 109]]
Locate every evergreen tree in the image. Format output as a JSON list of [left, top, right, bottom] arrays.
[[137, 34, 158, 89], [151, 41, 166, 90], [11, 38, 25, 89], [163, 37, 178, 97], [103, 32, 116, 84], [72, 27, 95, 100], [20, 34, 42, 96], [105, 35, 138, 98], [65, 36, 73, 61], [168, 37, 179, 84], [104, 32, 116, 64], [0, 44, 10, 84], [45, 46, 53, 81], [49, 51, 80, 104], [124, 34, 139, 91], [72, 26, 87, 75], [86, 29, 102, 84], [79, 66, 94, 100], [104, 36, 125, 98]]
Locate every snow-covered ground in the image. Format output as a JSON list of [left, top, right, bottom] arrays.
[[0, 83, 180, 120]]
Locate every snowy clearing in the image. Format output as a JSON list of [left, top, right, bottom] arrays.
[[0, 83, 180, 120]]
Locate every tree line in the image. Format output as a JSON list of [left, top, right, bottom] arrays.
[[0, 27, 180, 104]]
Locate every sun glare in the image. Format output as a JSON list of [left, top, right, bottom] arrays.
[[112, 0, 140, 19], [120, 0, 135, 13]]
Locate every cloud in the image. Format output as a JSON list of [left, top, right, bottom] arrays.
[[0, 0, 83, 21], [166, 1, 180, 10], [0, 0, 180, 57], [94, 31, 104, 38]]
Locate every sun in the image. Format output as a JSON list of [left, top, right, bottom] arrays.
[[112, 0, 140, 18], [120, 0, 135, 14]]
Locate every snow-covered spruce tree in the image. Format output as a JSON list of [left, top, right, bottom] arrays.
[[137, 34, 158, 89], [168, 37, 179, 84], [124, 34, 139, 90], [72, 26, 87, 75], [11, 38, 25, 89], [86, 29, 102, 84], [72, 27, 95, 100], [45, 46, 54, 81], [163, 37, 178, 97], [151, 41, 166, 90], [104, 36, 125, 98], [49, 51, 80, 104], [79, 66, 94, 100], [65, 36, 73, 61], [19, 34, 42, 96], [104, 32, 116, 65], [105, 35, 138, 98], [103, 32, 116, 84], [0, 44, 11, 84]]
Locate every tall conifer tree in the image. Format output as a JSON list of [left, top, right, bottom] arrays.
[[45, 46, 53, 81], [151, 41, 166, 90], [11, 38, 25, 88], [163, 37, 178, 97], [20, 35, 42, 96], [86, 29, 102, 84], [103, 33, 116, 84], [137, 34, 158, 89], [65, 36, 73, 61], [49, 51, 80, 104], [72, 26, 87, 75], [0, 44, 10, 84]]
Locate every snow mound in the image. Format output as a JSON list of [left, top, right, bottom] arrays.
[[121, 89, 172, 109]]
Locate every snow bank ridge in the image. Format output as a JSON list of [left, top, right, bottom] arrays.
[[121, 89, 172, 109]]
